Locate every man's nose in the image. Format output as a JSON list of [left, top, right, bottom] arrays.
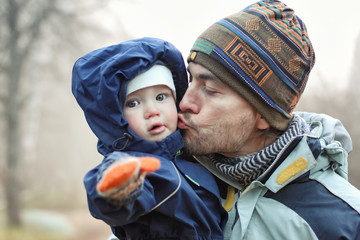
[[179, 88, 200, 114]]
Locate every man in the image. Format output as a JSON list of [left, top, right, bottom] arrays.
[[177, 0, 360, 239]]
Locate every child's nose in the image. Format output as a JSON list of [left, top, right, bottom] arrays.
[[144, 104, 160, 119]]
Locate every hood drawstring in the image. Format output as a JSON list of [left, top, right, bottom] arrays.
[[112, 132, 134, 151]]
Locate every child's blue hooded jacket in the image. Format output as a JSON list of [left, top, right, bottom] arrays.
[[72, 37, 227, 239]]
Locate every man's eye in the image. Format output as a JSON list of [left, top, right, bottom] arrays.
[[156, 93, 167, 101], [204, 85, 218, 95], [126, 100, 139, 108]]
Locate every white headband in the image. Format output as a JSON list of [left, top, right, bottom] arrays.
[[126, 65, 176, 98]]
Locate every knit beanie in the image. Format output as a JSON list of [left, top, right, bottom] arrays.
[[126, 64, 176, 98], [188, 0, 315, 131]]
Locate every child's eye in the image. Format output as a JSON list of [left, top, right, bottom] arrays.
[[156, 93, 167, 101], [126, 100, 139, 108]]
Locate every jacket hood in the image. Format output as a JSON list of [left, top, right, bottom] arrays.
[[72, 37, 188, 155], [296, 112, 352, 154]]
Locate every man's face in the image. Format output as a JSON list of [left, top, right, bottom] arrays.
[[124, 85, 177, 142], [178, 62, 259, 157]]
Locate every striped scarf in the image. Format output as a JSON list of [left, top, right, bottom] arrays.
[[209, 114, 308, 189]]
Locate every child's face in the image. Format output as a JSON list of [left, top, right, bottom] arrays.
[[124, 85, 177, 142]]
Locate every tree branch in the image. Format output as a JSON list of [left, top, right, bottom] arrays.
[[21, 0, 57, 59]]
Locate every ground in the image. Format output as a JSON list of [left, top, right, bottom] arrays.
[[0, 208, 112, 240], [64, 209, 112, 240]]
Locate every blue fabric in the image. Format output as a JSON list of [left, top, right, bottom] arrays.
[[264, 137, 360, 240], [84, 141, 227, 239], [72, 37, 188, 155], [72, 37, 227, 239], [264, 172, 360, 239]]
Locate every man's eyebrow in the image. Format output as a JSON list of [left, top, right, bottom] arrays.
[[187, 66, 220, 82]]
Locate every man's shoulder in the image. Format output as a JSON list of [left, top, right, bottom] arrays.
[[264, 171, 360, 239], [310, 169, 360, 214]]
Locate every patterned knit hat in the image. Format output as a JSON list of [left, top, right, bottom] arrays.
[[188, 0, 315, 131]]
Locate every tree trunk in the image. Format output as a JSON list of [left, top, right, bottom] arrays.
[[4, 67, 22, 226], [5, 119, 21, 225], [4, 0, 23, 226]]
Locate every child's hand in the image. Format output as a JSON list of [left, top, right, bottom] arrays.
[[96, 156, 160, 199]]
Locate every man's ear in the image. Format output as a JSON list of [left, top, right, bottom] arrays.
[[255, 114, 270, 130]]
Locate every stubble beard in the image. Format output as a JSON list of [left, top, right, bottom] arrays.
[[181, 112, 255, 157]]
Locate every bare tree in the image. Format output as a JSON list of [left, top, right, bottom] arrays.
[[0, 0, 59, 226], [0, 0, 123, 226]]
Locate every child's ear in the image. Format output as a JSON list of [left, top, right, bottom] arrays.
[[255, 114, 270, 130]]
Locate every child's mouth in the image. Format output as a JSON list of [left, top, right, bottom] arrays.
[[149, 124, 165, 135]]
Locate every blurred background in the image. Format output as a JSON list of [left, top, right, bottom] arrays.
[[1, 0, 359, 239]]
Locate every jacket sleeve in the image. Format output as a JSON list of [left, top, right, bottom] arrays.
[[84, 151, 182, 226], [95, 151, 144, 205]]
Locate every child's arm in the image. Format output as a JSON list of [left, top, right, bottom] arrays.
[[97, 155, 160, 200], [84, 151, 182, 226]]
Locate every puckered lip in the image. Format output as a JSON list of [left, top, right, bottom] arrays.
[[177, 113, 188, 129]]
